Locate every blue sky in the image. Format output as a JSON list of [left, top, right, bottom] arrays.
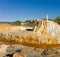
[[0, 0, 60, 22]]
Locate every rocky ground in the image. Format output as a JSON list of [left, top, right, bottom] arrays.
[[0, 20, 60, 57], [0, 43, 60, 57]]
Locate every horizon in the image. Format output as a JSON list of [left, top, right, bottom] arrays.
[[0, 0, 60, 22]]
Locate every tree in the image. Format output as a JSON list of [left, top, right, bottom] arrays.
[[14, 20, 22, 26], [54, 16, 60, 24]]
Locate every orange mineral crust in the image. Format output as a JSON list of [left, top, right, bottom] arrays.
[[0, 24, 21, 31], [0, 35, 60, 49]]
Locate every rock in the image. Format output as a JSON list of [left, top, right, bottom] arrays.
[[41, 49, 48, 55], [16, 49, 22, 52], [13, 52, 27, 57], [6, 53, 13, 57], [0, 42, 9, 57]]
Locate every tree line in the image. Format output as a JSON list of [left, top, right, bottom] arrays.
[[13, 16, 60, 26], [3, 16, 59, 26], [54, 16, 60, 24]]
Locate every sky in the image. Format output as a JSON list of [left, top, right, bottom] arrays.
[[0, 0, 60, 22]]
